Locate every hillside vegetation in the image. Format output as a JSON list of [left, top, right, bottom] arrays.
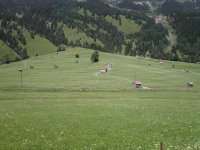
[[61, 23, 103, 46], [0, 0, 171, 64], [22, 29, 56, 57], [0, 0, 200, 64], [158, 0, 200, 62], [105, 15, 141, 33], [0, 40, 20, 63]]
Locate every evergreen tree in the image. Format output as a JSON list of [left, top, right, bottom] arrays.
[[91, 50, 99, 63], [75, 54, 80, 63]]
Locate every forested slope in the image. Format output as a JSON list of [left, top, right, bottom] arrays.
[[0, 0, 199, 64]]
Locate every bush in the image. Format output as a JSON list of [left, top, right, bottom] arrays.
[[91, 50, 99, 63], [75, 54, 79, 59], [57, 44, 66, 52], [75, 54, 80, 63]]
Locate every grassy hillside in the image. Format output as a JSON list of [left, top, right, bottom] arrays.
[[0, 48, 200, 149], [105, 15, 141, 34], [61, 23, 104, 46], [0, 47, 199, 90], [22, 29, 56, 57], [0, 27, 56, 61], [0, 40, 21, 63]]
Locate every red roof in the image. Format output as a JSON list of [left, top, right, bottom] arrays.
[[133, 81, 142, 85], [101, 68, 107, 70], [100, 68, 108, 73]]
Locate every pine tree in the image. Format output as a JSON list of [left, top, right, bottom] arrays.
[[91, 51, 99, 63]]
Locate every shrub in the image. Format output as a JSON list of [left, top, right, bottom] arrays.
[[75, 54, 80, 63], [91, 50, 99, 63]]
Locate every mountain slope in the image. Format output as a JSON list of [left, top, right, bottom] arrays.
[[0, 40, 21, 63], [0, 47, 199, 89], [0, 0, 200, 64], [0, 0, 169, 63], [105, 15, 141, 33], [103, 0, 200, 10], [22, 29, 56, 57]]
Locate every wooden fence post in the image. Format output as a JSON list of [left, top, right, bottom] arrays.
[[160, 142, 163, 150]]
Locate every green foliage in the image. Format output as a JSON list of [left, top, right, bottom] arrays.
[[116, 0, 150, 12], [158, 0, 183, 15], [0, 40, 21, 64], [17, 29, 26, 45], [158, 0, 200, 15], [18, 48, 29, 59], [91, 50, 99, 63], [30, 31, 35, 39], [75, 54, 80, 59], [0, 0, 199, 63], [170, 11, 200, 62], [75, 53, 80, 63], [57, 44, 66, 52]]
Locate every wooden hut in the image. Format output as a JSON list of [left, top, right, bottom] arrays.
[[132, 81, 142, 88], [100, 68, 108, 73], [187, 82, 193, 88]]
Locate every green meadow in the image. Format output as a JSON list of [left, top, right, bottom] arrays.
[[105, 15, 141, 34], [22, 29, 56, 57], [61, 23, 103, 46], [0, 48, 200, 149]]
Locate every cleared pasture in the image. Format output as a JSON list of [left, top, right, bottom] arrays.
[[0, 47, 200, 149], [0, 47, 199, 90]]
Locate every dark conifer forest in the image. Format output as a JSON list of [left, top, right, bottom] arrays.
[[0, 0, 199, 63]]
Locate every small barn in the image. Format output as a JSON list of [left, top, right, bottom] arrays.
[[160, 61, 164, 64], [187, 82, 193, 88], [132, 81, 142, 88], [100, 68, 108, 73]]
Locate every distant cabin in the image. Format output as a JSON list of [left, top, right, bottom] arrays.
[[132, 81, 142, 88], [187, 82, 193, 88], [100, 68, 108, 73], [160, 61, 164, 64]]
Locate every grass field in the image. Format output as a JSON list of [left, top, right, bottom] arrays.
[[0, 47, 200, 149]]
